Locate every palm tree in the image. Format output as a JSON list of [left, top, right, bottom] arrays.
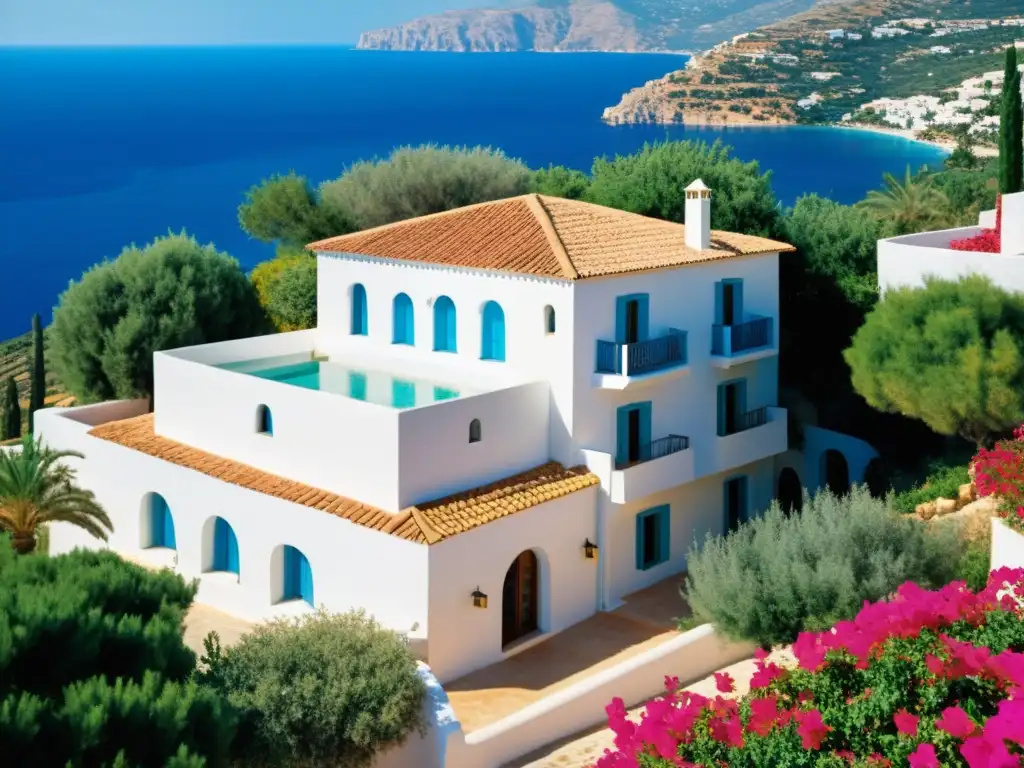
[[0, 435, 112, 554], [856, 166, 951, 235]]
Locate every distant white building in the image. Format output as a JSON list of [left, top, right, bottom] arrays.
[[873, 26, 910, 38], [39, 185, 799, 684], [847, 33, 863, 41], [810, 71, 840, 81], [827, 29, 845, 40], [798, 92, 823, 109], [772, 53, 799, 65], [930, 45, 952, 54]]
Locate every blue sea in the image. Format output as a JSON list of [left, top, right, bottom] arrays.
[[0, 46, 945, 339]]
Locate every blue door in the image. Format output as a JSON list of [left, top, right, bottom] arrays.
[[150, 494, 176, 549], [615, 402, 652, 467], [283, 545, 314, 605], [351, 284, 368, 335], [393, 293, 414, 345], [213, 517, 240, 574], [433, 296, 457, 352], [481, 301, 506, 361]]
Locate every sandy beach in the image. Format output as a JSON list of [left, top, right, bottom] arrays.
[[835, 122, 998, 158]]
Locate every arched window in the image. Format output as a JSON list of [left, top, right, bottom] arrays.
[[351, 284, 368, 336], [392, 293, 414, 345], [282, 545, 314, 605], [469, 418, 482, 443], [210, 517, 240, 575], [256, 404, 273, 436], [823, 450, 850, 496], [433, 295, 457, 352], [544, 305, 556, 335], [142, 492, 176, 550], [481, 301, 506, 361]]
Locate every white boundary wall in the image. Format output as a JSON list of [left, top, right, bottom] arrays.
[[991, 517, 1024, 572]]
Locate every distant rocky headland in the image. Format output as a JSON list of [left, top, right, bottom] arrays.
[[355, 0, 819, 54]]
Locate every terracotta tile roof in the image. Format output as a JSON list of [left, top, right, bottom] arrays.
[[86, 415, 598, 545], [306, 194, 794, 280]]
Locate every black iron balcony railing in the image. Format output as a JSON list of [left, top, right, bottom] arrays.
[[720, 406, 769, 437], [711, 316, 773, 356], [616, 434, 691, 470], [596, 329, 687, 376]]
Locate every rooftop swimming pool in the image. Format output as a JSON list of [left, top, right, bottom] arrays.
[[219, 358, 464, 409]]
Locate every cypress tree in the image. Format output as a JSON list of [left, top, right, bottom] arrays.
[[2, 377, 20, 441], [28, 313, 45, 434], [999, 46, 1023, 195]]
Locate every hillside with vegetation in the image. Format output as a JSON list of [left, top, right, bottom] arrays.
[[0, 329, 75, 441], [602, 0, 1024, 132], [356, 0, 820, 53]]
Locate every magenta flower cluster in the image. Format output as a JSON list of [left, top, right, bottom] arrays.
[[595, 568, 1024, 768], [975, 425, 1024, 533]]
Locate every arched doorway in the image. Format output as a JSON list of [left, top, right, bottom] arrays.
[[502, 550, 538, 648], [776, 467, 803, 515], [823, 450, 850, 496]]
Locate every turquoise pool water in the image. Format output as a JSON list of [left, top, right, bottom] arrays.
[[223, 359, 462, 409]]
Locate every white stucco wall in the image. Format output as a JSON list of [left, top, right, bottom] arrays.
[[35, 405, 430, 632], [570, 254, 781, 474], [316, 253, 579, 466], [991, 517, 1024, 572], [878, 227, 1024, 296], [425, 487, 600, 683]]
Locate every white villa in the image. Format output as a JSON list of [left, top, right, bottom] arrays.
[[39, 183, 802, 684]]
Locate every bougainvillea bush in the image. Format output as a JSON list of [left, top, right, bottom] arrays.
[[974, 425, 1024, 534], [596, 568, 1024, 768], [951, 196, 1002, 253]]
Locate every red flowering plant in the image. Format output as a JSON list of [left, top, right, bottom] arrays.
[[596, 568, 1024, 768], [974, 425, 1024, 534], [951, 196, 1002, 254]]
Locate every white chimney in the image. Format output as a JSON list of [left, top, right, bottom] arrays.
[[685, 179, 712, 250], [1003, 191, 1024, 256]]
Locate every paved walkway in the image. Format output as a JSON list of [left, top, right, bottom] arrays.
[[446, 575, 691, 733]]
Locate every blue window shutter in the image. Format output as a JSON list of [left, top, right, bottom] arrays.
[[299, 552, 314, 605], [283, 546, 297, 599], [716, 384, 727, 436], [635, 514, 644, 570], [637, 295, 650, 342], [482, 302, 505, 361], [734, 280, 744, 322], [447, 301, 457, 350], [658, 506, 671, 565], [214, 518, 227, 571], [638, 402, 652, 449], [352, 285, 367, 335], [393, 294, 414, 344], [494, 306, 506, 361], [738, 379, 748, 420], [616, 405, 629, 466], [163, 501, 176, 550], [434, 297, 456, 351], [714, 282, 724, 325], [227, 526, 239, 574], [615, 297, 627, 343]]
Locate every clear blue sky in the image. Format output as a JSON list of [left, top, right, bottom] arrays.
[[1, 0, 499, 45]]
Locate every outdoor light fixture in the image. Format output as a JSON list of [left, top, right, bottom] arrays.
[[584, 538, 599, 560], [471, 587, 488, 609]]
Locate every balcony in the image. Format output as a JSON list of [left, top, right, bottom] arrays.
[[714, 405, 788, 475], [710, 316, 777, 368], [593, 329, 689, 390], [610, 435, 694, 504]]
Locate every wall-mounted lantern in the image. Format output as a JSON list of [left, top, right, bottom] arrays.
[[584, 538, 599, 560], [471, 587, 488, 609]]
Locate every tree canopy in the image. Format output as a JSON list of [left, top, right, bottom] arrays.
[[583, 140, 780, 236], [50, 233, 270, 406], [0, 541, 235, 765], [265, 255, 317, 331], [1000, 46, 1023, 195], [844, 275, 1024, 446], [855, 166, 952, 235], [238, 172, 352, 248]]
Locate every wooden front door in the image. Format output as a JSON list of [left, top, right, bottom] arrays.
[[502, 550, 539, 648]]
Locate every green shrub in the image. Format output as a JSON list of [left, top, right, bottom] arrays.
[[684, 486, 964, 648], [891, 462, 971, 513], [201, 609, 426, 768], [0, 538, 235, 766]]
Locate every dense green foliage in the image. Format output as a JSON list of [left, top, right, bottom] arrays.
[[250, 249, 316, 331], [50, 233, 270, 406], [856, 167, 951, 236], [583, 140, 779, 236], [238, 171, 351, 248], [530, 164, 590, 199], [0, 541, 235, 766], [265, 255, 317, 331], [684, 486, 963, 648], [845, 276, 1024, 446], [200, 610, 425, 768], [891, 463, 972, 514], [1000, 46, 1023, 195], [28, 313, 44, 433], [0, 435, 112, 554], [1, 376, 19, 440]]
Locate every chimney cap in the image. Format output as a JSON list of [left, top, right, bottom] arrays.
[[686, 179, 710, 192]]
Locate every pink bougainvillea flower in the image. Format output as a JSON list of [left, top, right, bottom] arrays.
[[664, 675, 680, 693], [749, 660, 785, 689], [708, 715, 743, 748], [936, 706, 976, 739], [795, 708, 832, 750], [926, 654, 946, 677], [793, 631, 829, 671], [894, 708, 920, 736], [959, 734, 1018, 768], [714, 671, 735, 693], [908, 743, 939, 768], [748, 696, 778, 737]]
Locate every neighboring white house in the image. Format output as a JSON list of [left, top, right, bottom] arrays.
[[38, 184, 795, 684], [827, 29, 846, 40], [878, 191, 1024, 296]]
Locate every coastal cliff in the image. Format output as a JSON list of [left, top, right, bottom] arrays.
[[356, 0, 820, 53]]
